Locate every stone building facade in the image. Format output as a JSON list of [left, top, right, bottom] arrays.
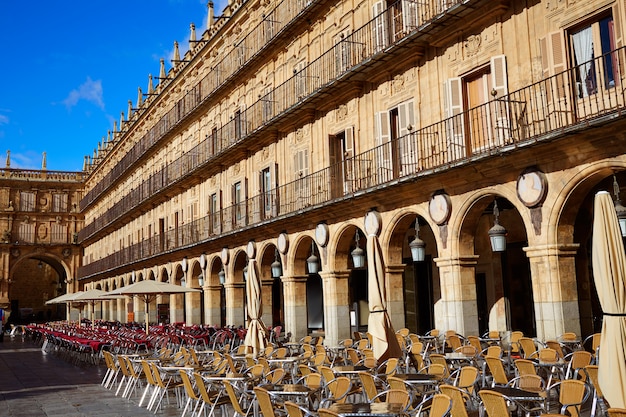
[[71, 0, 626, 345], [0, 164, 84, 322]]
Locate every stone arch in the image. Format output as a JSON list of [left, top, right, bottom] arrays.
[[547, 159, 626, 337], [384, 208, 440, 334], [453, 188, 530, 336], [8, 252, 72, 322], [258, 240, 283, 328]]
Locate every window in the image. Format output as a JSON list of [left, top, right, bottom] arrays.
[[335, 29, 352, 74], [51, 222, 67, 243], [295, 61, 308, 100], [294, 149, 310, 207], [20, 192, 35, 212], [443, 55, 508, 159], [262, 85, 274, 122], [375, 100, 416, 180], [570, 15, 616, 98], [261, 167, 272, 213], [52, 193, 68, 212], [210, 192, 219, 233]]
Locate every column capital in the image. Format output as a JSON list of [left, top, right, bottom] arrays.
[[223, 282, 245, 290], [523, 243, 580, 258], [280, 275, 309, 283], [434, 255, 480, 268], [318, 270, 351, 281]]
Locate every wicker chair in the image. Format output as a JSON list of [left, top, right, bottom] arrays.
[[479, 389, 511, 417]]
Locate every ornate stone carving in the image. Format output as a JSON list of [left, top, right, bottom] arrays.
[[336, 104, 348, 121], [392, 74, 406, 95], [464, 35, 482, 57]]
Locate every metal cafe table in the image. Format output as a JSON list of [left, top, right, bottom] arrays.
[[329, 402, 406, 417], [258, 383, 318, 407], [480, 386, 547, 416]]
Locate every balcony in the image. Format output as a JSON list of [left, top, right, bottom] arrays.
[[78, 0, 496, 244], [77, 46, 626, 280]]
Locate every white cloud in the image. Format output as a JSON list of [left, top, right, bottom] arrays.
[[9, 151, 41, 170], [0, 114, 8, 125], [62, 77, 105, 110]]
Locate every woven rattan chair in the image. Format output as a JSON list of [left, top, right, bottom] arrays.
[[318, 408, 341, 417], [439, 384, 478, 417], [360, 371, 384, 402], [479, 389, 511, 417], [565, 350, 593, 380], [608, 408, 626, 417], [179, 370, 201, 417], [584, 364, 606, 417], [193, 371, 229, 417], [485, 355, 510, 386], [284, 400, 316, 417], [429, 393, 453, 417], [319, 376, 352, 408], [224, 379, 255, 417], [254, 386, 286, 417], [370, 389, 412, 413], [514, 358, 538, 376], [551, 379, 590, 417]]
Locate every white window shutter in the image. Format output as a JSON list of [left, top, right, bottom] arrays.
[[374, 111, 392, 181], [443, 78, 466, 161], [373, 1, 387, 52], [398, 100, 418, 174]]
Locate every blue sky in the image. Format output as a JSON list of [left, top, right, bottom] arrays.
[[0, 0, 228, 172]]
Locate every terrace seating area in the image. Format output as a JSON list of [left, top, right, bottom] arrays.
[[22, 323, 607, 416]]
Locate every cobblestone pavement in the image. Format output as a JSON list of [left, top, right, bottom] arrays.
[[0, 335, 180, 417]]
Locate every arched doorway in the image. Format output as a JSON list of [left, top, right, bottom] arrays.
[[9, 256, 67, 323]]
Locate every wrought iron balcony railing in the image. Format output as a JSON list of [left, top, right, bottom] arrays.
[[79, 0, 481, 242], [78, 46, 626, 279]]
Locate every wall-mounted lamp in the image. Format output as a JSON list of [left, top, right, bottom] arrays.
[[38, 260, 43, 269], [409, 219, 426, 262], [243, 257, 248, 281], [307, 241, 319, 274], [198, 273, 204, 287], [488, 199, 507, 252], [271, 248, 282, 279], [351, 230, 366, 268], [613, 174, 626, 237], [218, 267, 226, 285]]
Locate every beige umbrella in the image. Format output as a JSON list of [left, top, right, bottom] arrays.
[[45, 291, 85, 323], [591, 190, 626, 408], [365, 212, 402, 362], [104, 280, 200, 335], [243, 258, 267, 357], [72, 289, 123, 329]]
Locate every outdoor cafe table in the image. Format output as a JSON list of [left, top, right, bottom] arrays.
[[444, 352, 476, 368], [259, 383, 318, 407], [480, 386, 547, 415], [333, 365, 371, 376], [329, 402, 405, 417]]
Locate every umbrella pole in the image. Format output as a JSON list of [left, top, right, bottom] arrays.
[[145, 298, 150, 335]]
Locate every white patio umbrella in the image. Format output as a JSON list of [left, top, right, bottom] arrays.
[[243, 258, 267, 357], [591, 190, 626, 408], [72, 289, 123, 329], [45, 291, 85, 323], [365, 212, 402, 361], [104, 280, 200, 335]]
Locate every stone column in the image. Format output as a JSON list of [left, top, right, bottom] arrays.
[[319, 270, 351, 347], [260, 278, 274, 327], [282, 275, 309, 342], [386, 264, 407, 331], [525, 243, 580, 340], [187, 290, 202, 325], [434, 255, 480, 336], [224, 282, 245, 326], [204, 285, 223, 325]]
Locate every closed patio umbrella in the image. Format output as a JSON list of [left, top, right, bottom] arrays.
[[365, 212, 402, 361], [243, 257, 267, 357], [591, 190, 626, 408], [104, 280, 199, 335]]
